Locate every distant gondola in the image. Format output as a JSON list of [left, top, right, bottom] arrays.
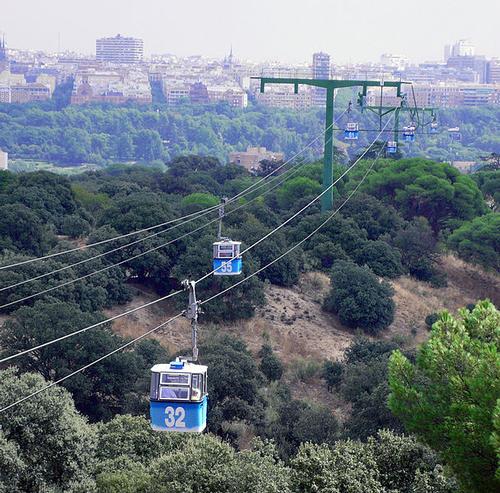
[[344, 122, 359, 140], [448, 127, 462, 141], [403, 123, 416, 142], [387, 141, 398, 153], [213, 239, 242, 276]]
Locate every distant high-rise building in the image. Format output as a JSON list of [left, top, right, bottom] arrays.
[[451, 39, 475, 57], [312, 52, 330, 106], [445, 39, 486, 83], [0, 35, 9, 72], [486, 59, 500, 84], [444, 44, 452, 62], [312, 52, 330, 80], [96, 34, 144, 64]]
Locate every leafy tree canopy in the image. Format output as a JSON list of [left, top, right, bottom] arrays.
[[0, 368, 96, 493], [0, 301, 162, 420], [388, 300, 500, 493], [448, 213, 500, 271], [363, 158, 486, 230]]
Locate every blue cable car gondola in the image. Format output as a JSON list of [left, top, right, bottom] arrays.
[[387, 141, 398, 154], [448, 127, 461, 141], [344, 122, 359, 140], [403, 124, 416, 142], [150, 358, 208, 433], [213, 239, 242, 276]]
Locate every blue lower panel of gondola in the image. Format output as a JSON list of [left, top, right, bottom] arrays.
[[213, 258, 242, 276], [344, 131, 359, 140], [150, 398, 208, 432], [403, 135, 415, 142]]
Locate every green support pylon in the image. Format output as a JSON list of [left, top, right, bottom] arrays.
[[254, 77, 408, 212], [323, 87, 334, 211]]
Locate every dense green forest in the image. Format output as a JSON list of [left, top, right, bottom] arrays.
[[0, 152, 499, 491], [0, 97, 499, 166]]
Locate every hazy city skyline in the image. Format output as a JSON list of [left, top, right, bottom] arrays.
[[1, 0, 499, 63]]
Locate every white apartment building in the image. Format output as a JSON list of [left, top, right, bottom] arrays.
[[96, 34, 144, 64]]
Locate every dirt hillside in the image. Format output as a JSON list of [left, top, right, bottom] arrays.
[[107, 254, 499, 364]]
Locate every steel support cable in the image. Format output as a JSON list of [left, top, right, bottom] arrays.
[[201, 143, 386, 307], [0, 117, 351, 361], [0, 153, 314, 311], [0, 312, 185, 414], [0, 289, 184, 364], [0, 151, 325, 354], [0, 129, 385, 414], [0, 112, 346, 272]]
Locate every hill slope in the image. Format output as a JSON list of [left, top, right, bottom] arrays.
[[108, 254, 499, 364]]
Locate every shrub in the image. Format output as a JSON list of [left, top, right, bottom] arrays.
[[448, 213, 500, 271], [323, 261, 395, 334], [259, 343, 284, 381], [322, 360, 343, 391], [291, 358, 322, 383], [353, 240, 404, 278], [61, 214, 91, 238]]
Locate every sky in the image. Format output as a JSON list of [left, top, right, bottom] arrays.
[[1, 0, 499, 64]]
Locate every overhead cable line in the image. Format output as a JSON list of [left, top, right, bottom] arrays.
[[0, 154, 313, 310], [201, 141, 386, 306], [0, 154, 307, 294], [0, 153, 322, 347], [0, 289, 184, 364], [0, 113, 379, 362], [0, 125, 386, 415], [0, 312, 185, 414], [0, 112, 349, 301], [196, 116, 393, 283]]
